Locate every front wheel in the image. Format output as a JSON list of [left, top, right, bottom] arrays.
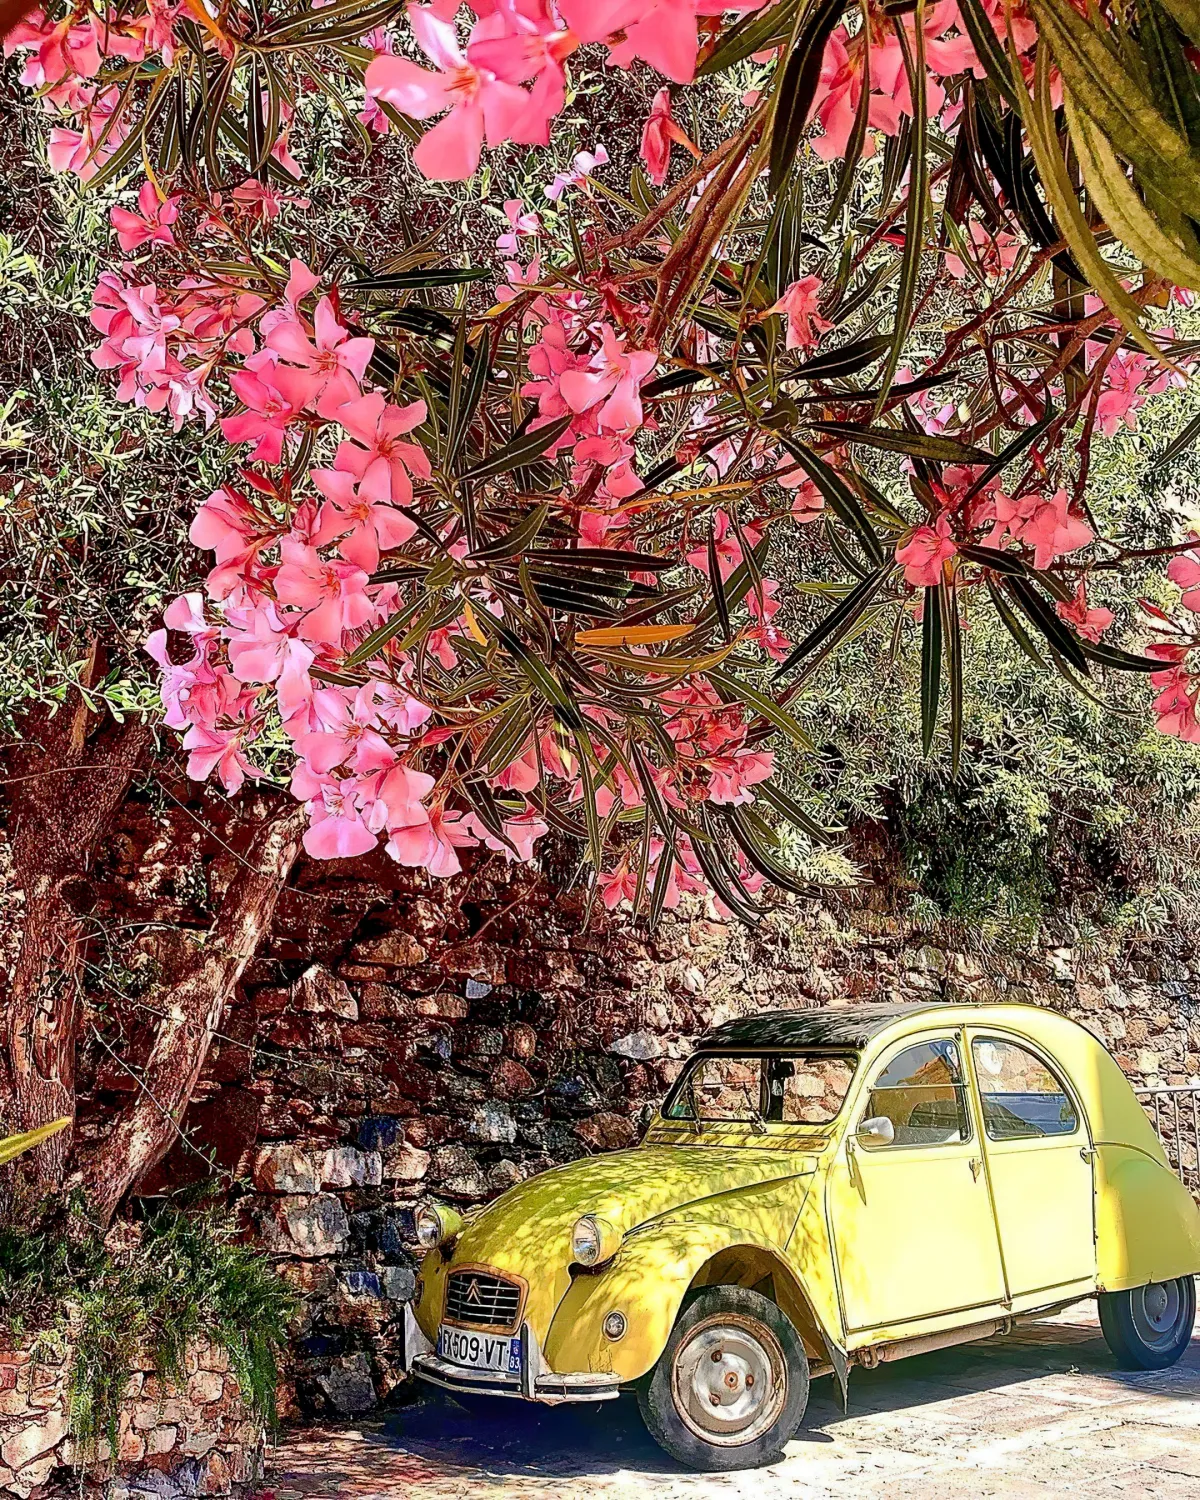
[[1098, 1278, 1196, 1370], [637, 1286, 809, 1471]]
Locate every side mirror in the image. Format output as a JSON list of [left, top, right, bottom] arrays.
[[855, 1116, 896, 1148]]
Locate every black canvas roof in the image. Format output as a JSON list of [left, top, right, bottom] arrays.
[[698, 1003, 940, 1051]]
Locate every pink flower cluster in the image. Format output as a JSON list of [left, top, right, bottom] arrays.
[[894, 467, 1099, 589]]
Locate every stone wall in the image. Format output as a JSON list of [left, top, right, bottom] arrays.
[[0, 1335, 262, 1499], [70, 795, 1200, 1420]]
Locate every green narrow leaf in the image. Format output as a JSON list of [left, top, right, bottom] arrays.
[[777, 438, 886, 565], [342, 596, 424, 669], [940, 577, 963, 776], [793, 334, 892, 380], [956, 0, 1022, 112], [1002, 575, 1090, 675], [756, 778, 835, 845], [920, 585, 942, 755], [768, 0, 849, 194], [348, 267, 492, 291], [492, 621, 584, 730], [699, 0, 803, 75], [874, 5, 928, 414], [773, 567, 888, 678], [707, 667, 815, 750], [459, 414, 573, 482], [707, 520, 732, 642], [812, 422, 993, 465], [469, 504, 550, 562]]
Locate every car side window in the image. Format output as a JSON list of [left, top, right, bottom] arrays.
[[862, 1038, 970, 1146], [972, 1038, 1079, 1140]]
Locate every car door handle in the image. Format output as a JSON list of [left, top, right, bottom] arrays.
[[969, 1157, 983, 1181]]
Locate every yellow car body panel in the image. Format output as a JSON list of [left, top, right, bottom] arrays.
[[413, 1002, 1200, 1394]]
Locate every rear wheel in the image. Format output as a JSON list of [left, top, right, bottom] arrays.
[[637, 1286, 808, 1471], [1098, 1278, 1196, 1370]]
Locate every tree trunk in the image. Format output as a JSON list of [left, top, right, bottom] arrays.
[[4, 700, 151, 1189], [79, 801, 307, 1226]]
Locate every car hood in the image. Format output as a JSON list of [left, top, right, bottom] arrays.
[[448, 1144, 820, 1269]]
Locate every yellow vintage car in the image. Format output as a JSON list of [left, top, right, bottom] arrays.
[[402, 1002, 1200, 1470]]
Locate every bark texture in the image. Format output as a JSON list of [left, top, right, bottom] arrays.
[[79, 801, 307, 1225], [4, 700, 151, 1187]]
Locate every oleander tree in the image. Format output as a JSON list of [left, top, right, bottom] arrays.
[[9, 0, 1200, 1214]]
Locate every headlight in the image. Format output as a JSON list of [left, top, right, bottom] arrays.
[[415, 1201, 462, 1249], [570, 1214, 621, 1267]]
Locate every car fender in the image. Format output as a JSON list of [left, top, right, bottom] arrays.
[[543, 1217, 846, 1389], [1095, 1144, 1200, 1290]]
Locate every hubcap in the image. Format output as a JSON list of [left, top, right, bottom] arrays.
[[671, 1314, 787, 1447], [1131, 1281, 1184, 1350]]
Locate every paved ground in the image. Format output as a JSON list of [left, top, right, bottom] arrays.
[[254, 1303, 1200, 1499]]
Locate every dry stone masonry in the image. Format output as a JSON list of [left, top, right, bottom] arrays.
[[0, 1336, 262, 1499]]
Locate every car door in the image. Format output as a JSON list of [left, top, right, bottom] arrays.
[[827, 1032, 1007, 1334], [967, 1032, 1096, 1302]]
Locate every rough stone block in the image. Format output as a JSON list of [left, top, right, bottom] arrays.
[[470, 1102, 517, 1144], [1, 1407, 68, 1471], [608, 1030, 664, 1061], [186, 1370, 223, 1406], [252, 1143, 321, 1194], [278, 1194, 350, 1257], [293, 964, 358, 1020], [354, 930, 428, 968], [380, 1265, 417, 1302], [381, 1141, 430, 1183], [317, 1354, 377, 1416], [320, 1146, 382, 1188]]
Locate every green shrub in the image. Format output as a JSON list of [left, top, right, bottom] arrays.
[[0, 1201, 294, 1455]]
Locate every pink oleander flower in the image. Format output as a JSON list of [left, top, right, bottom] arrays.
[[544, 144, 608, 200], [558, 324, 657, 432], [706, 749, 774, 806], [311, 465, 417, 572], [294, 684, 396, 774], [220, 368, 304, 465], [183, 723, 260, 795], [274, 538, 376, 643], [770, 276, 833, 352], [293, 765, 381, 858], [557, 0, 700, 83], [1151, 658, 1200, 744], [1055, 580, 1114, 643], [811, 1, 978, 163], [111, 180, 179, 253], [366, 5, 535, 180], [896, 515, 957, 587], [496, 197, 541, 253], [265, 297, 375, 419], [1168, 542, 1200, 612], [640, 87, 698, 186], [984, 489, 1094, 571], [333, 392, 431, 505]]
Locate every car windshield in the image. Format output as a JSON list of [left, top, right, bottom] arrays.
[[664, 1052, 858, 1126]]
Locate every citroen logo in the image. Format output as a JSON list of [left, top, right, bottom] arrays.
[[466, 1279, 483, 1306]]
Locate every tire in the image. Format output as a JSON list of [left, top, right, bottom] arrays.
[[1098, 1277, 1196, 1371], [637, 1286, 809, 1472]]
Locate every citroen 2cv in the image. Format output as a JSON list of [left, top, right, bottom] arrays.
[[402, 1003, 1200, 1470]]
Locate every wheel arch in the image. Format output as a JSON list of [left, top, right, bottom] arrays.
[[544, 1221, 847, 1399]]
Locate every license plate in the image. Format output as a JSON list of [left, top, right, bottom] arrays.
[[437, 1324, 522, 1374]]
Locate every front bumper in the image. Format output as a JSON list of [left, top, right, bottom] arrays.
[[402, 1306, 621, 1405]]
